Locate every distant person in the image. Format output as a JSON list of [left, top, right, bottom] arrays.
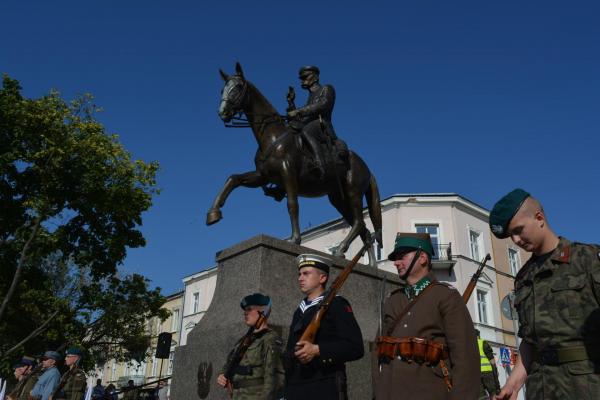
[[476, 329, 500, 399], [91, 379, 105, 400], [122, 380, 138, 400]]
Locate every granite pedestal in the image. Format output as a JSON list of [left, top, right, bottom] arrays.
[[170, 235, 399, 399]]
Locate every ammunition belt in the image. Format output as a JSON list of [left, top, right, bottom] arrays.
[[376, 336, 449, 365]]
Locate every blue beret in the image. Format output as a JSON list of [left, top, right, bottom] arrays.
[[296, 254, 331, 273], [489, 189, 530, 238], [240, 293, 271, 309], [388, 232, 434, 260], [66, 347, 83, 357]]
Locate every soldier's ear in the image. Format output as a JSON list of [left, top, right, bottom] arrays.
[[235, 62, 245, 79], [219, 69, 229, 81]]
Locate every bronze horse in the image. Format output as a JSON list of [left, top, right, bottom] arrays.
[[207, 63, 382, 265]]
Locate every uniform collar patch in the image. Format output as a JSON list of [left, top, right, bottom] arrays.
[[551, 244, 571, 263]]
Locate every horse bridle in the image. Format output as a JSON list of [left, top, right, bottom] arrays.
[[221, 76, 285, 129]]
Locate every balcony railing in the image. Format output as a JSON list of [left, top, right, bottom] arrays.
[[432, 243, 452, 262]]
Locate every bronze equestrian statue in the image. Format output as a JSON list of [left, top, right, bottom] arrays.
[[207, 62, 382, 266]]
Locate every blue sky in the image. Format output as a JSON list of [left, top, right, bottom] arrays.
[[3, 1, 599, 295]]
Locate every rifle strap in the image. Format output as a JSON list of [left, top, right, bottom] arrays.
[[385, 282, 442, 336], [439, 359, 453, 392]]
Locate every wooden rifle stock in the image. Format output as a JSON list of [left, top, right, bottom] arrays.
[[299, 235, 374, 344], [462, 254, 491, 303]]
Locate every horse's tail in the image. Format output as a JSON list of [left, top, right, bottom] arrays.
[[365, 172, 383, 248]]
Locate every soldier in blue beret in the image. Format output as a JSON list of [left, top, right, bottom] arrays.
[[373, 233, 479, 400], [284, 254, 363, 400], [490, 189, 600, 400], [217, 293, 284, 399], [52, 347, 86, 400]]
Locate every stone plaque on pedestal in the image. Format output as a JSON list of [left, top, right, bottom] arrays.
[[170, 235, 398, 399]]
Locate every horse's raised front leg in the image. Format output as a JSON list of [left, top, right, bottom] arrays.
[[332, 191, 367, 259], [206, 171, 266, 225]]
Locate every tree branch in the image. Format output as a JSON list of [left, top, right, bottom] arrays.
[[0, 308, 60, 358], [0, 217, 42, 323]]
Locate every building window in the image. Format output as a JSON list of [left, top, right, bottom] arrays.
[[193, 292, 200, 314], [416, 225, 440, 259], [469, 229, 482, 260], [477, 289, 489, 324], [171, 309, 180, 332], [508, 248, 520, 276], [167, 351, 175, 375]]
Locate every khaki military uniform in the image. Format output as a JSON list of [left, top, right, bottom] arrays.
[[55, 367, 86, 400], [9, 369, 41, 400], [514, 237, 600, 399], [222, 328, 285, 400], [373, 273, 480, 400]]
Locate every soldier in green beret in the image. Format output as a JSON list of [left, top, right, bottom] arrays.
[[52, 347, 87, 400], [490, 189, 600, 400], [373, 232, 480, 400], [217, 293, 285, 399]]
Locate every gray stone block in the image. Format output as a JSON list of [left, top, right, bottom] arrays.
[[170, 235, 399, 399]]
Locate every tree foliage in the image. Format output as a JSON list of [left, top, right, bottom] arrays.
[[0, 75, 166, 374]]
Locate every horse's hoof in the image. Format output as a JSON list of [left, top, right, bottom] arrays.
[[206, 209, 223, 226]]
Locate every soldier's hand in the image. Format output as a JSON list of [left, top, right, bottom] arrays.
[[294, 341, 320, 364], [493, 385, 518, 400], [287, 109, 299, 119], [216, 374, 228, 388]]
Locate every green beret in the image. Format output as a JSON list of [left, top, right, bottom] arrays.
[[489, 189, 530, 238], [299, 66, 320, 78], [296, 253, 331, 273], [66, 347, 83, 357], [387, 232, 434, 261], [240, 293, 271, 309]]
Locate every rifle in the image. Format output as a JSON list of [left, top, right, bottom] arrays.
[[298, 235, 374, 345], [462, 253, 491, 303], [222, 299, 272, 398]]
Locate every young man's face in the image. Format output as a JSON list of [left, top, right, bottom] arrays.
[[507, 209, 544, 253], [298, 266, 327, 295], [243, 305, 264, 327], [65, 354, 80, 367], [41, 358, 56, 369], [393, 250, 428, 279]]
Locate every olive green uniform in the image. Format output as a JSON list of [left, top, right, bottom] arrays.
[[8, 370, 40, 400], [514, 238, 600, 399], [55, 367, 87, 400], [221, 328, 285, 400]]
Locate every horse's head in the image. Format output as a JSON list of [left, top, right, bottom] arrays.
[[218, 62, 248, 122]]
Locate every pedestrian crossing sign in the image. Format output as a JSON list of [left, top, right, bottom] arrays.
[[499, 347, 511, 366]]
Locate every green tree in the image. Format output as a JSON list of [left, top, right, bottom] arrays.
[[0, 75, 166, 371]]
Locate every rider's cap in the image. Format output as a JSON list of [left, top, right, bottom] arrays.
[[388, 232, 434, 260], [299, 66, 320, 78], [489, 189, 530, 239], [240, 293, 271, 309], [297, 253, 331, 274]]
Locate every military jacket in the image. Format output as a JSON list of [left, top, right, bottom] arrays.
[[55, 367, 86, 400], [373, 274, 480, 400], [8, 370, 40, 400], [514, 237, 600, 399], [284, 295, 363, 399], [221, 328, 285, 400], [296, 84, 335, 124]]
